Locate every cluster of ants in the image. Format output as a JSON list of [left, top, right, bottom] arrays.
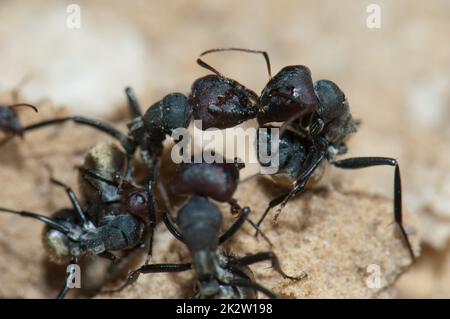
[[0, 48, 414, 299]]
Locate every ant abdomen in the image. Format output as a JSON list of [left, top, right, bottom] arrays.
[[79, 143, 126, 212]]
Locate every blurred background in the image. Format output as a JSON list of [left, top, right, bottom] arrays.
[[0, 0, 449, 297]]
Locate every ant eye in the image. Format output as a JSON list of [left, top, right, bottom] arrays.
[[130, 193, 146, 208], [225, 89, 234, 98]]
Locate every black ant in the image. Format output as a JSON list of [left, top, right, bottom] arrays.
[[111, 195, 305, 298], [105, 157, 305, 298], [0, 49, 269, 167], [194, 48, 415, 261], [0, 103, 38, 140], [0, 145, 156, 298], [0, 76, 39, 142], [0, 61, 267, 256], [168, 155, 271, 245]]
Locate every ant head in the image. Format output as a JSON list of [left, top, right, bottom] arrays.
[[191, 47, 273, 130], [42, 209, 81, 264], [258, 65, 319, 126], [189, 75, 258, 129]]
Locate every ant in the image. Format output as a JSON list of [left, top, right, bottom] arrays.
[[0, 145, 155, 298], [0, 103, 38, 141], [0, 76, 39, 142], [0, 58, 267, 255], [168, 156, 272, 245], [111, 195, 305, 298], [194, 48, 415, 261], [105, 156, 305, 298], [0, 49, 270, 168]]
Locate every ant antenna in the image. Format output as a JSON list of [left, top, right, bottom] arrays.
[[197, 47, 272, 79], [0, 207, 71, 235], [8, 103, 38, 113]]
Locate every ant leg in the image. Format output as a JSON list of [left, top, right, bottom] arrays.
[[106, 262, 192, 293], [56, 257, 79, 299], [230, 278, 278, 299], [230, 252, 307, 280], [78, 166, 120, 187], [146, 169, 158, 258], [228, 199, 273, 246], [8, 103, 38, 113], [157, 178, 175, 215], [162, 212, 185, 243], [125, 87, 142, 118], [146, 225, 155, 260], [98, 251, 121, 264], [0, 207, 70, 234], [3, 116, 136, 154], [254, 192, 289, 236], [262, 149, 326, 226], [50, 177, 90, 227], [332, 157, 415, 260], [219, 207, 250, 244]]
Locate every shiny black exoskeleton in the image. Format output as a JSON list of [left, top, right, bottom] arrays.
[[0, 141, 160, 299], [256, 62, 414, 261], [114, 195, 305, 299], [170, 157, 271, 243], [0, 103, 38, 140], [0, 175, 147, 299], [200, 48, 414, 260]]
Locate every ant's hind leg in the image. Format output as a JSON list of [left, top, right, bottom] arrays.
[[332, 156, 415, 261], [230, 252, 307, 281]]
